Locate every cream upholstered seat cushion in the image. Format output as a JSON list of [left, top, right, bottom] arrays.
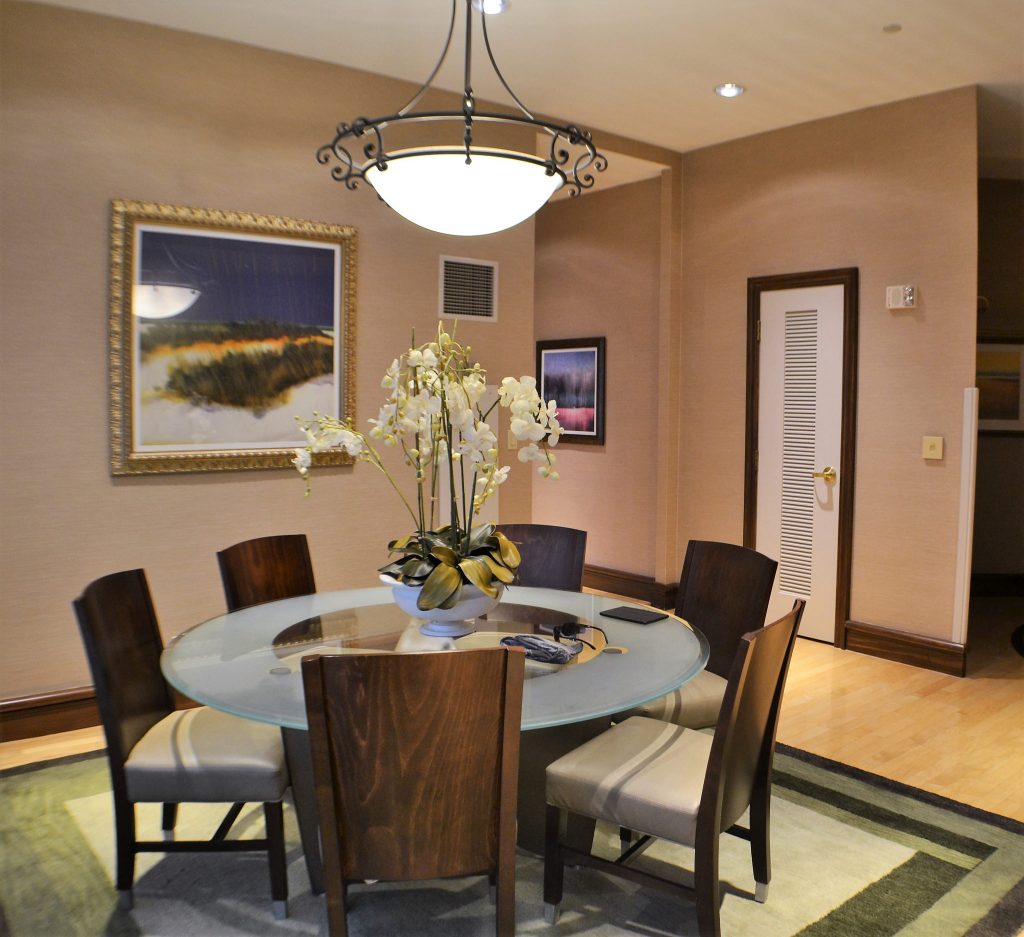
[[546, 716, 712, 848], [624, 670, 728, 730], [125, 707, 289, 804]]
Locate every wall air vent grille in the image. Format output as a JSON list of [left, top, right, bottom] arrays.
[[778, 309, 817, 598], [439, 256, 498, 321]]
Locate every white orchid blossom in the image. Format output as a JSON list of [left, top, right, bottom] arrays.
[[295, 323, 561, 583]]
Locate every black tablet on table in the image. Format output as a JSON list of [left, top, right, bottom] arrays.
[[599, 605, 668, 625]]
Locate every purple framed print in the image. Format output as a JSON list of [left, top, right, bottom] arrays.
[[536, 337, 606, 445]]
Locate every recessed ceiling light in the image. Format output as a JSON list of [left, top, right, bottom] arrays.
[[882, 23, 902, 33], [714, 83, 745, 98]]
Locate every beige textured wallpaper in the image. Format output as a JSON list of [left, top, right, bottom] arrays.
[[0, 2, 536, 698], [677, 87, 978, 641], [533, 178, 663, 575]]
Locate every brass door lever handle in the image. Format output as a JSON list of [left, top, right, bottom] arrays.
[[811, 466, 837, 482]]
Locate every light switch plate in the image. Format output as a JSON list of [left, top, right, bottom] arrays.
[[922, 436, 944, 460]]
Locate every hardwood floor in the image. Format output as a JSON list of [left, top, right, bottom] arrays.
[[2, 597, 1022, 821], [779, 595, 1024, 821]]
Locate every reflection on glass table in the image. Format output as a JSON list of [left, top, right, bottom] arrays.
[[162, 586, 709, 732], [160, 585, 709, 887]]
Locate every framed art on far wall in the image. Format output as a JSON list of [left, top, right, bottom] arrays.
[[977, 336, 1024, 435], [536, 337, 606, 445], [109, 199, 357, 474]]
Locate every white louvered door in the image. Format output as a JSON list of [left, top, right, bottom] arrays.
[[755, 285, 844, 642]]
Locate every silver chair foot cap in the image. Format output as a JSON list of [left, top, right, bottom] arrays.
[[544, 902, 561, 925], [117, 890, 134, 911], [272, 899, 288, 920], [755, 881, 769, 903]]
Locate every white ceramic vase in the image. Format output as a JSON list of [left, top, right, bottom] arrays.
[[384, 576, 503, 638]]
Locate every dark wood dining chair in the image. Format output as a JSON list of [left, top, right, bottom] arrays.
[[628, 540, 778, 729], [217, 533, 316, 611], [498, 523, 587, 590], [302, 647, 526, 937], [543, 600, 804, 937], [73, 569, 289, 916]]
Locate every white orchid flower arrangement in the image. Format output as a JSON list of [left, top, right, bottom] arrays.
[[294, 323, 563, 611]]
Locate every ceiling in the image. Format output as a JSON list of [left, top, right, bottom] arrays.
[[36, 0, 1024, 177]]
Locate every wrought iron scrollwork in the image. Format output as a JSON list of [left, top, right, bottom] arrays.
[[315, 0, 606, 205]]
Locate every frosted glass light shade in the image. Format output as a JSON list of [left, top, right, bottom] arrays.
[[365, 148, 563, 236], [133, 284, 201, 319]]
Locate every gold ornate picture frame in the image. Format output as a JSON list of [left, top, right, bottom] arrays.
[[109, 200, 357, 474]]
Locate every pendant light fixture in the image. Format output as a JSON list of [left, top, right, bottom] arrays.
[[316, 0, 607, 237]]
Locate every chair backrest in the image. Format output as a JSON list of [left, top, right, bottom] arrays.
[[499, 524, 587, 591], [73, 569, 175, 771], [217, 534, 316, 612], [302, 648, 525, 883], [675, 540, 778, 677], [700, 600, 804, 836]]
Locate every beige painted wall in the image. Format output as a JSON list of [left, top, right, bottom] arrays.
[[533, 178, 663, 574], [0, 2, 536, 698], [677, 87, 978, 641]]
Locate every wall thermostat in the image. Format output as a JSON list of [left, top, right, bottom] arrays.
[[886, 285, 916, 309]]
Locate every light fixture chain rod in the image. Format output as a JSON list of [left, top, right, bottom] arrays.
[[394, 0, 458, 119], [463, 0, 474, 159], [480, 6, 539, 124]]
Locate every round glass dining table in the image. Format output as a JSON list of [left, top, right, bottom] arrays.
[[161, 585, 709, 732], [160, 585, 708, 887]]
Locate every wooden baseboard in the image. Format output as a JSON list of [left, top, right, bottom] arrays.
[[0, 686, 200, 743], [843, 620, 966, 677], [0, 687, 100, 742], [583, 564, 677, 610], [971, 573, 1024, 597]]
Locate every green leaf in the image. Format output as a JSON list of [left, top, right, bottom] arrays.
[[483, 555, 516, 584], [378, 560, 406, 579], [437, 584, 464, 610], [418, 563, 462, 610], [458, 557, 500, 598], [467, 523, 496, 550], [494, 531, 521, 568], [430, 545, 458, 565], [401, 558, 436, 580], [387, 534, 414, 551]]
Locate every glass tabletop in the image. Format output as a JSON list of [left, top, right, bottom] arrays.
[[161, 585, 709, 731]]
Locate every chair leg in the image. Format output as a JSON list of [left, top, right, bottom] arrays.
[[113, 792, 137, 907], [161, 802, 178, 838], [543, 804, 564, 924], [324, 885, 348, 937], [694, 829, 721, 937], [749, 780, 771, 902], [495, 854, 515, 937], [264, 802, 289, 920]]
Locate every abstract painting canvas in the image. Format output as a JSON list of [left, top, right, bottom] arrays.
[[109, 200, 357, 473], [536, 337, 605, 444]]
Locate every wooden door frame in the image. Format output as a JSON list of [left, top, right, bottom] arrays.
[[742, 268, 859, 646]]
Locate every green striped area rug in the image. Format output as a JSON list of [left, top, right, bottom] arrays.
[[1, 746, 1021, 936]]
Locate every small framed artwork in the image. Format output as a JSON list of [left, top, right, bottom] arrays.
[[536, 337, 606, 445], [977, 337, 1024, 435], [109, 199, 357, 474]]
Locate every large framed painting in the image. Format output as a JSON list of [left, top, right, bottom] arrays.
[[977, 336, 1024, 436], [109, 200, 357, 474], [536, 337, 606, 445]]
